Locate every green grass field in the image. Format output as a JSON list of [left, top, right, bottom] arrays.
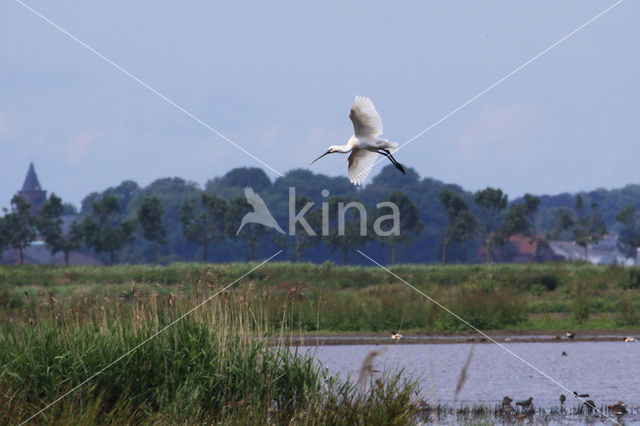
[[1, 261, 639, 333], [1, 261, 638, 423], [0, 264, 421, 424]]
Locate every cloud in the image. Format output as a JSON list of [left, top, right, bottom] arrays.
[[65, 131, 100, 165]]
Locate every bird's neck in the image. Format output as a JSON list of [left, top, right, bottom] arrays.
[[338, 137, 357, 152]]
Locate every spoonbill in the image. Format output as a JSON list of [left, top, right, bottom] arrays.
[[310, 96, 406, 185]]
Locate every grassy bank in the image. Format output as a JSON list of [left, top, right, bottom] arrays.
[[1, 262, 638, 423], [0, 272, 420, 424], [1, 262, 639, 333]]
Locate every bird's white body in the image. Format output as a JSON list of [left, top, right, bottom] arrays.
[[311, 96, 404, 185]]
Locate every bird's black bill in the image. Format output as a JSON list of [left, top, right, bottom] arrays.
[[310, 150, 331, 165]]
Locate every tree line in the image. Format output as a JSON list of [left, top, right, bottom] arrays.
[[2, 165, 640, 265]]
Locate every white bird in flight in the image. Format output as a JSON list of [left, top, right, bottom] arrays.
[[310, 96, 406, 185]]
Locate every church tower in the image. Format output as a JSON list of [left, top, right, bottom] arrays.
[[17, 162, 47, 216]]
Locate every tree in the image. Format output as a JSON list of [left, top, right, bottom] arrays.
[[370, 164, 420, 189], [323, 196, 370, 264], [180, 193, 227, 263], [137, 197, 166, 264], [39, 193, 83, 266], [119, 177, 202, 263], [225, 197, 266, 261], [555, 195, 607, 259], [439, 189, 475, 264], [474, 187, 508, 263], [205, 167, 272, 198], [501, 194, 550, 262], [272, 194, 321, 262], [82, 194, 137, 265], [616, 204, 640, 261], [3, 195, 36, 265], [0, 215, 9, 259], [377, 191, 423, 265], [80, 180, 140, 215]]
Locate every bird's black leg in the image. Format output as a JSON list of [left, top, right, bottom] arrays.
[[378, 149, 406, 175]]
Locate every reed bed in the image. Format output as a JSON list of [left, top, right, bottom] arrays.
[[2, 261, 638, 333], [1, 262, 638, 423], [0, 269, 420, 424]]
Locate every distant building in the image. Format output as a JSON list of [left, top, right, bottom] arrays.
[[479, 233, 635, 265], [1, 163, 103, 266], [17, 162, 47, 216], [505, 234, 557, 263], [549, 234, 634, 266], [1, 242, 104, 266], [478, 234, 558, 263]]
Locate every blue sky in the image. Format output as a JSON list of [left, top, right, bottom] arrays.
[[1, 1, 638, 207]]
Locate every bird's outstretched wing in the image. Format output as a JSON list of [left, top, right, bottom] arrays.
[[348, 149, 377, 185], [349, 96, 383, 137], [244, 187, 269, 212]]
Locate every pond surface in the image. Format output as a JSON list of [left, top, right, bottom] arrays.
[[303, 341, 639, 420]]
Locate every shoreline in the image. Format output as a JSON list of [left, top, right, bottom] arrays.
[[280, 330, 639, 346]]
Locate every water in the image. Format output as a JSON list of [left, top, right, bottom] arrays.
[[304, 341, 639, 410]]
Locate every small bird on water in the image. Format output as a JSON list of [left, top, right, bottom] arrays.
[[516, 397, 533, 408], [310, 96, 406, 185], [574, 391, 590, 398], [566, 331, 576, 339], [608, 401, 628, 417], [584, 399, 596, 414], [391, 331, 403, 340], [501, 396, 514, 414], [516, 397, 534, 417]]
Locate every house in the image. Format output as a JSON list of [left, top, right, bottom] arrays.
[[477, 234, 558, 263], [505, 234, 557, 263], [548, 234, 634, 266]]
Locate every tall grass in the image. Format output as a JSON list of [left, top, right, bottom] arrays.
[[0, 270, 420, 424], [2, 261, 638, 334]]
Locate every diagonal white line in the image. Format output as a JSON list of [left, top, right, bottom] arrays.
[[356, 249, 621, 425], [371, 0, 625, 170], [13, 0, 284, 177], [19, 250, 283, 425]]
